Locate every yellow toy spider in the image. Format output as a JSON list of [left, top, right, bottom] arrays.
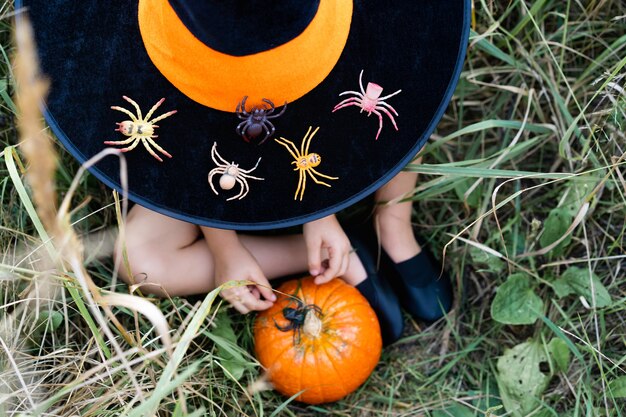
[[274, 126, 338, 201], [104, 96, 177, 162]]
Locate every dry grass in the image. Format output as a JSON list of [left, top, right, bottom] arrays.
[[0, 1, 625, 416]]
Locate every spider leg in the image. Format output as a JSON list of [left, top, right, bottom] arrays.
[[378, 88, 402, 101], [257, 122, 272, 145], [143, 97, 163, 121], [228, 177, 248, 201], [236, 120, 247, 136], [309, 168, 338, 181], [149, 109, 177, 124], [303, 126, 320, 156], [237, 96, 250, 118], [261, 98, 275, 114], [211, 142, 230, 166], [104, 135, 137, 146], [274, 137, 301, 160], [307, 170, 335, 187], [337, 90, 362, 97], [239, 156, 263, 174], [358, 69, 366, 95], [295, 170, 306, 201], [141, 138, 164, 162], [266, 101, 288, 119], [376, 105, 399, 131], [122, 95, 143, 120], [377, 101, 399, 116], [114, 138, 141, 152], [332, 97, 362, 112], [240, 172, 264, 181], [371, 109, 384, 140], [207, 168, 224, 195], [111, 105, 138, 122], [273, 319, 295, 332], [146, 137, 173, 158]]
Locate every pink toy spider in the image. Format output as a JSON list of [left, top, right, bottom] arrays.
[[332, 70, 402, 140]]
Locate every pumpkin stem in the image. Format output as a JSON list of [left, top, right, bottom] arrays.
[[303, 310, 323, 338]]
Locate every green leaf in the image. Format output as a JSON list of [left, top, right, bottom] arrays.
[[539, 208, 573, 256], [433, 404, 475, 417], [552, 267, 612, 308], [496, 341, 552, 417], [454, 178, 483, 208], [547, 338, 570, 373], [470, 246, 505, 274], [608, 376, 626, 398], [491, 273, 543, 325], [211, 311, 247, 380]]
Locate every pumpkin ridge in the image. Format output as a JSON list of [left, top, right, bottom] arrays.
[[263, 336, 296, 368], [323, 300, 371, 316], [298, 340, 309, 401], [319, 281, 346, 311], [320, 343, 349, 398], [328, 331, 376, 356]]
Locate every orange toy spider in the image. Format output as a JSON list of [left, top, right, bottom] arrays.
[[274, 126, 338, 201], [104, 96, 177, 162]]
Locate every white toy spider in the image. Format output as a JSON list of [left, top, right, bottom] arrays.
[[332, 70, 401, 140], [208, 142, 264, 201], [104, 96, 177, 162]]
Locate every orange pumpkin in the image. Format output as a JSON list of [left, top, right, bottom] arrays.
[[254, 276, 382, 404]]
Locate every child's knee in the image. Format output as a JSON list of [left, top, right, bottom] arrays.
[[113, 240, 170, 297]]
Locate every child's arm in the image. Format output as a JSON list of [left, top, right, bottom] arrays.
[[201, 227, 276, 314], [302, 214, 352, 285]]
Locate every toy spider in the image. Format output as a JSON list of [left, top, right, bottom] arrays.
[[236, 96, 287, 145], [104, 96, 177, 162], [274, 298, 323, 346], [208, 142, 264, 201], [332, 69, 402, 140], [274, 126, 338, 201]]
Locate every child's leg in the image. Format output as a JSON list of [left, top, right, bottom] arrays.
[[374, 164, 422, 262], [115, 205, 367, 297]]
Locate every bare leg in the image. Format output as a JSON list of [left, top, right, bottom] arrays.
[[115, 205, 367, 297], [374, 157, 423, 263]]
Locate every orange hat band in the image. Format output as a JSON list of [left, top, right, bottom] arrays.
[[138, 0, 353, 112]]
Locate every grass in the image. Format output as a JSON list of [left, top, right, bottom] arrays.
[[1, 0, 625, 416]]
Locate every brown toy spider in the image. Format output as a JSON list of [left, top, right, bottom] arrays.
[[104, 96, 177, 162], [208, 142, 264, 201], [236, 96, 287, 145], [332, 70, 401, 140], [274, 126, 338, 201]]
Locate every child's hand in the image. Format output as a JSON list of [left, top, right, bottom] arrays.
[[202, 227, 276, 314], [302, 215, 351, 285]]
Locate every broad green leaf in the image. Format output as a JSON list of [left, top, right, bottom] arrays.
[[470, 246, 505, 274], [433, 404, 475, 417], [491, 273, 543, 325], [496, 341, 552, 417], [210, 311, 247, 380], [547, 338, 570, 373], [539, 208, 573, 256], [608, 376, 626, 398], [553, 267, 612, 308], [454, 178, 483, 208]]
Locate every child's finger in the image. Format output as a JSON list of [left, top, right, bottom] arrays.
[[306, 241, 322, 276], [251, 275, 277, 302], [250, 286, 261, 299]]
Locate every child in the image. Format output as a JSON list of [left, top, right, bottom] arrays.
[[23, 0, 468, 344], [117, 168, 450, 345]]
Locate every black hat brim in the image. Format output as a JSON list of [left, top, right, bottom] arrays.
[[19, 0, 470, 230]]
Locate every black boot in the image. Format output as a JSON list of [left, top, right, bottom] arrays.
[[382, 247, 453, 322], [349, 233, 404, 345]]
